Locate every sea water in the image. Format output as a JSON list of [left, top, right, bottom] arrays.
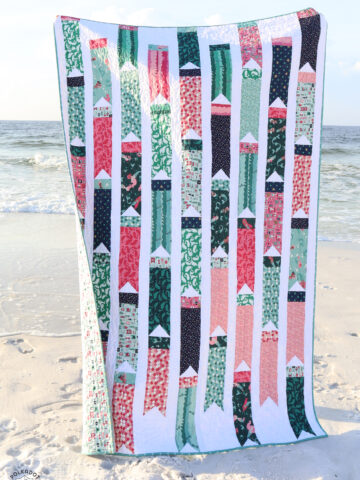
[[1, 121, 359, 242]]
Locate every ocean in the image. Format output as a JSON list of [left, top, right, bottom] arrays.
[[1, 120, 359, 243]]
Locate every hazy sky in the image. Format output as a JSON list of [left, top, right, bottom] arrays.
[[2, 0, 359, 125]]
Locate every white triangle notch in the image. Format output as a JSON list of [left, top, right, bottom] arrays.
[[95, 169, 111, 180], [300, 62, 315, 73], [153, 93, 168, 105], [180, 366, 197, 378], [149, 325, 170, 338], [263, 321, 277, 332], [238, 207, 255, 218], [94, 243, 109, 254], [290, 281, 305, 292], [212, 169, 229, 180], [180, 443, 199, 453], [182, 128, 201, 140], [287, 355, 304, 367], [243, 58, 261, 71], [270, 97, 286, 109], [120, 61, 136, 72], [266, 171, 283, 183], [210, 326, 226, 337], [238, 284, 253, 295], [117, 445, 133, 454], [293, 208, 308, 218], [264, 246, 280, 257], [212, 93, 231, 105], [151, 245, 170, 258], [240, 132, 258, 144], [295, 135, 311, 145], [212, 246, 227, 258], [69, 68, 83, 78], [183, 206, 200, 217], [182, 286, 199, 297], [122, 132, 140, 143], [235, 360, 250, 372], [298, 430, 315, 440], [153, 169, 170, 180], [116, 361, 135, 373], [180, 62, 199, 70], [122, 206, 139, 217], [71, 136, 84, 147], [119, 282, 137, 293], [94, 97, 111, 109]]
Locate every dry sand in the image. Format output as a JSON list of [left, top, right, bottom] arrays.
[[1, 214, 359, 479]]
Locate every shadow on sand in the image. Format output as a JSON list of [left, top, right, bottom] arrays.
[[91, 407, 360, 479]]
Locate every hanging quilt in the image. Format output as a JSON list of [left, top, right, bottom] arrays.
[[54, 7, 328, 455]]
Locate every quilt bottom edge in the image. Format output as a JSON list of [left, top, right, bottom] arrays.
[[81, 433, 328, 457]]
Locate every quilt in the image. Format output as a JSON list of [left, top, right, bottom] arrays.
[[54, 7, 327, 455]]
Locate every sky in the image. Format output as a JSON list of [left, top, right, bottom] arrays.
[[1, 0, 359, 125]]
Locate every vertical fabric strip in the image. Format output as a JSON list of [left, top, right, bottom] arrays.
[[259, 35, 292, 407], [175, 27, 202, 453], [285, 9, 321, 439], [112, 25, 142, 454], [58, 17, 115, 453], [232, 20, 262, 446], [204, 43, 232, 411], [90, 37, 113, 358], [143, 44, 172, 416], [62, 18, 87, 225]]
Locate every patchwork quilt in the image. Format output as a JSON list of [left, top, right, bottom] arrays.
[[54, 7, 328, 455]]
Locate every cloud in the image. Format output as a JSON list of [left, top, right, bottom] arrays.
[[204, 13, 224, 26], [126, 8, 155, 25], [90, 6, 155, 25], [0, 11, 53, 30], [334, 60, 360, 76]]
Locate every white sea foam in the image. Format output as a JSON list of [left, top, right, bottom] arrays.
[[29, 152, 67, 170], [0, 190, 75, 214], [0, 331, 81, 338], [0, 201, 75, 215]]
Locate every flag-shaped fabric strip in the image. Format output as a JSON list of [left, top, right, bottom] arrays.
[[54, 7, 327, 455]]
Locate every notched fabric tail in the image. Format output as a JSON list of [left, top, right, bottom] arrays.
[[175, 27, 202, 452], [260, 35, 292, 407], [204, 43, 232, 412], [90, 37, 113, 357], [62, 16, 87, 228], [111, 25, 143, 454], [59, 16, 115, 454], [143, 44, 172, 416], [285, 9, 321, 439], [231, 20, 263, 447]]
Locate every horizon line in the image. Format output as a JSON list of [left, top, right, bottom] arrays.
[[0, 119, 359, 128]]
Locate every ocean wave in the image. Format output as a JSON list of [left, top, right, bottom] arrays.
[[0, 138, 64, 147], [322, 146, 360, 156], [318, 235, 360, 244], [0, 331, 81, 338], [0, 152, 67, 169], [0, 197, 75, 215], [29, 152, 67, 169]]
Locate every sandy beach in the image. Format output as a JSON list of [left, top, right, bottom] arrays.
[[1, 213, 359, 479]]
